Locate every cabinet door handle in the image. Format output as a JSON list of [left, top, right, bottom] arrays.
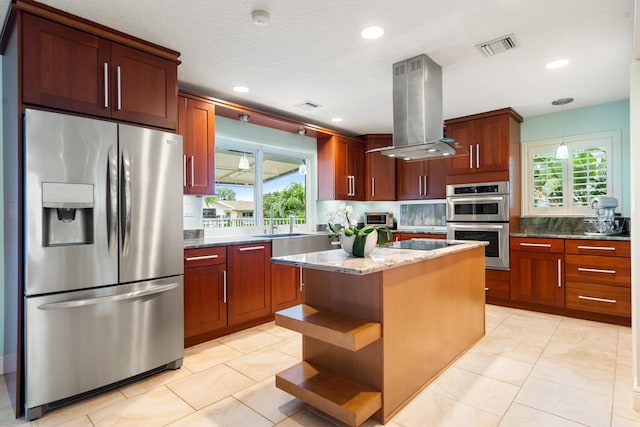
[[520, 243, 552, 248], [185, 254, 219, 261], [476, 143, 480, 168], [103, 63, 109, 108], [557, 259, 562, 287], [352, 176, 356, 196], [371, 177, 375, 198], [116, 66, 122, 111], [576, 245, 616, 252], [485, 287, 490, 291], [223, 270, 227, 303], [469, 144, 473, 169], [577, 267, 616, 275], [423, 175, 428, 195], [299, 267, 304, 292], [239, 245, 265, 251], [190, 155, 195, 186], [578, 295, 617, 304], [183, 154, 187, 187], [418, 176, 422, 195]]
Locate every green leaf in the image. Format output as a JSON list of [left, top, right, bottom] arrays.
[[352, 234, 367, 257]]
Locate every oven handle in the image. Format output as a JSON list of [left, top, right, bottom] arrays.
[[448, 196, 506, 203], [448, 224, 506, 230]]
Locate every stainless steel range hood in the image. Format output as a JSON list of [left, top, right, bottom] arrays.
[[368, 54, 467, 161]]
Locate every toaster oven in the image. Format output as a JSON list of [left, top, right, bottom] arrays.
[[364, 212, 394, 227]]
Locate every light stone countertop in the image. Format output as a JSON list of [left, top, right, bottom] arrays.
[[270, 241, 487, 275]]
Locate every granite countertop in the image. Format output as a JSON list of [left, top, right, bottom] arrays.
[[184, 235, 272, 249], [510, 231, 631, 241], [270, 240, 487, 275]]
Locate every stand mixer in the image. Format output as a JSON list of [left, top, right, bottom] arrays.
[[584, 197, 622, 235]]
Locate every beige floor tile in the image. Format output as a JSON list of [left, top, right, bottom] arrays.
[[118, 365, 194, 398], [428, 366, 519, 416], [468, 334, 548, 365], [490, 313, 560, 345], [531, 357, 614, 395], [613, 377, 640, 422], [183, 340, 244, 372], [0, 405, 34, 426], [499, 402, 586, 426], [0, 377, 11, 411], [515, 376, 612, 427], [218, 329, 285, 353], [87, 387, 193, 427], [167, 364, 255, 410], [613, 414, 640, 427], [256, 322, 302, 340], [32, 391, 126, 427], [233, 376, 305, 424], [274, 407, 341, 426], [226, 347, 300, 382], [270, 335, 303, 359], [391, 389, 500, 427], [455, 350, 534, 386], [167, 396, 273, 427]]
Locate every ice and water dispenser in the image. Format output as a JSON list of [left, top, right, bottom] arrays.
[[42, 182, 94, 246]]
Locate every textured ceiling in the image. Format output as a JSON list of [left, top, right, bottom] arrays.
[[0, 0, 634, 135]]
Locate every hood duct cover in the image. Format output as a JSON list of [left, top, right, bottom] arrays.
[[368, 54, 467, 161]]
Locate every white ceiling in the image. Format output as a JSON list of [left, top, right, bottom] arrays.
[[2, 0, 634, 135]]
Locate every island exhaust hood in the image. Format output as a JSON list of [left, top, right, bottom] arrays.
[[368, 54, 467, 161]]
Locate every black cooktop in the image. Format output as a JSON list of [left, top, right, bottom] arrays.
[[386, 239, 462, 251]]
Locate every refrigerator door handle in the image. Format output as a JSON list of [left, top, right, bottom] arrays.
[[121, 148, 132, 256], [107, 146, 118, 255], [36, 282, 180, 310]]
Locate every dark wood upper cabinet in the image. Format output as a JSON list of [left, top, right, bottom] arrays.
[[396, 158, 448, 200], [179, 94, 216, 195], [20, 12, 178, 130], [318, 134, 365, 200], [445, 108, 522, 185], [364, 134, 396, 201]]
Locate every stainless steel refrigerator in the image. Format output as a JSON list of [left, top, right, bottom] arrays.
[[23, 109, 184, 420]]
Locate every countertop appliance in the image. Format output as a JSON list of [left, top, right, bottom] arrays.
[[584, 196, 623, 235], [23, 109, 184, 420], [446, 182, 510, 269], [365, 212, 394, 228]]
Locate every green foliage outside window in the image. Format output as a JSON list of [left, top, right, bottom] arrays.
[[262, 182, 306, 218]]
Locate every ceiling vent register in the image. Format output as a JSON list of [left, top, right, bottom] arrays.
[[476, 33, 519, 57]]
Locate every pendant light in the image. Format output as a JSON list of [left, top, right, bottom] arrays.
[[297, 128, 307, 175], [552, 97, 573, 159], [238, 113, 251, 170]]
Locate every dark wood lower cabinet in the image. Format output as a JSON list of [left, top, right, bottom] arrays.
[[271, 264, 303, 312], [226, 243, 272, 326], [184, 263, 227, 338], [510, 250, 565, 307]]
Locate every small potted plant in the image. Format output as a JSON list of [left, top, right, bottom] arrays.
[[326, 204, 392, 257]]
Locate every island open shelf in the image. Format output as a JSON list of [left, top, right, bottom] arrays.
[[272, 241, 487, 426]]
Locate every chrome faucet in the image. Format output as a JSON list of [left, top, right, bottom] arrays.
[[269, 201, 283, 235], [289, 214, 296, 234]]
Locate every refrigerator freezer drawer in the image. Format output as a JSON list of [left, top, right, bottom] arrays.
[[24, 276, 184, 415]]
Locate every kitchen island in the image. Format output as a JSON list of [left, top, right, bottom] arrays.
[[271, 240, 487, 426]]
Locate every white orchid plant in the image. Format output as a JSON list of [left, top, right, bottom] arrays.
[[326, 204, 392, 255]]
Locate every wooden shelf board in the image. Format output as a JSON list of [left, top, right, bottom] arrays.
[[276, 361, 381, 427], [275, 304, 380, 351]]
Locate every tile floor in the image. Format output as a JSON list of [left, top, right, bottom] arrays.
[[1, 305, 639, 426]]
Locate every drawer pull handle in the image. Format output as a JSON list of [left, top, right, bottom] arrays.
[[239, 245, 265, 251], [484, 287, 489, 291], [299, 267, 304, 292], [185, 254, 219, 261], [577, 267, 616, 275], [576, 245, 616, 251], [520, 243, 552, 248], [578, 295, 617, 304]]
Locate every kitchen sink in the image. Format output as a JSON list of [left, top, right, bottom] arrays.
[[255, 233, 338, 257]]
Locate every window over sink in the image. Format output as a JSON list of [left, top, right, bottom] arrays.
[[202, 143, 309, 232]]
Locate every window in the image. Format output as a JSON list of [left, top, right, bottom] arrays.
[[522, 130, 621, 216], [203, 144, 308, 231]]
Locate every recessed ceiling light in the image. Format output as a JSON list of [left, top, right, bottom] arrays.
[[331, 117, 343, 123], [545, 59, 569, 69], [361, 26, 384, 40], [233, 85, 249, 93]]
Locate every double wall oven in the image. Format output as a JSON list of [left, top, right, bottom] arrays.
[[446, 182, 510, 270]]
